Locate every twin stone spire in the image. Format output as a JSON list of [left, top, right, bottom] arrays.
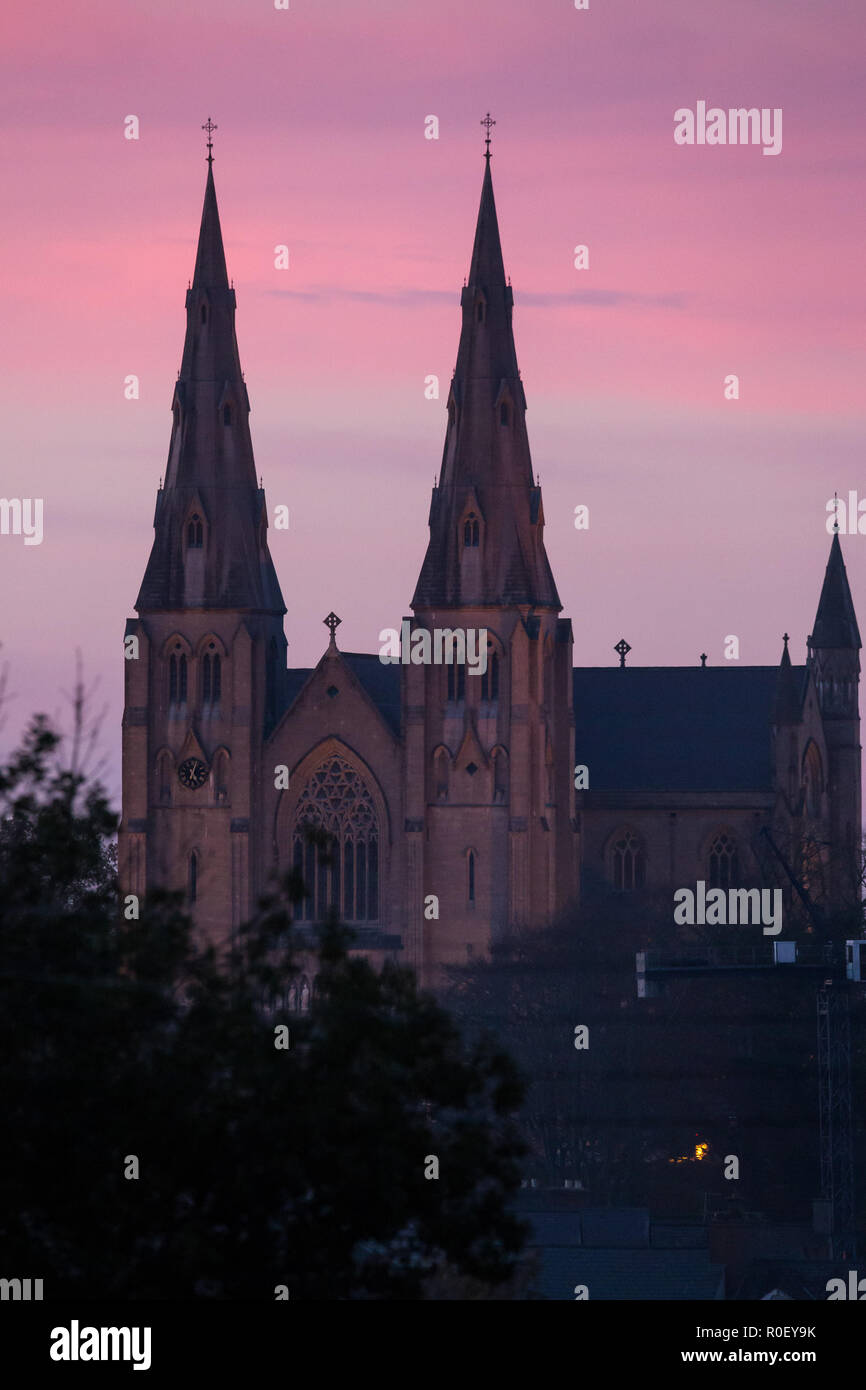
[[136, 145, 858, 668], [136, 148, 560, 622]]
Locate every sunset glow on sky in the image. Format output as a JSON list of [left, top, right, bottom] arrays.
[[0, 0, 862, 799]]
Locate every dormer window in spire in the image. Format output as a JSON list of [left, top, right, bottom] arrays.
[[475, 297, 486, 324], [463, 513, 479, 547], [187, 514, 203, 549], [200, 304, 207, 324], [223, 404, 233, 426], [500, 401, 510, 427]]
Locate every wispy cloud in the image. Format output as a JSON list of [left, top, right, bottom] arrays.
[[266, 287, 687, 309]]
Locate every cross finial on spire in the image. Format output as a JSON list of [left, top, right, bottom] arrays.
[[700, 652, 707, 667], [480, 111, 495, 160], [202, 116, 218, 166], [614, 638, 631, 668], [783, 632, 790, 648], [832, 491, 839, 533], [324, 611, 341, 645]]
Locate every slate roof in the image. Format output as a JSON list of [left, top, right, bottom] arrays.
[[572, 666, 807, 793], [521, 1207, 722, 1301], [531, 1246, 724, 1300], [282, 659, 806, 785]]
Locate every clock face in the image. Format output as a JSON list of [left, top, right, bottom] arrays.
[[178, 756, 208, 790]]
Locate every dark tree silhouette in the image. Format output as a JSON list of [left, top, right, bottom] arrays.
[[0, 715, 527, 1299]]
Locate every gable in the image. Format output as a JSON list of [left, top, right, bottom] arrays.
[[277, 652, 401, 739]]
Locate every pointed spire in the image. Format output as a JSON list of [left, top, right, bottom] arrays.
[[191, 162, 229, 291], [136, 149, 284, 615], [412, 142, 559, 611], [811, 533, 861, 650], [774, 633, 801, 725]]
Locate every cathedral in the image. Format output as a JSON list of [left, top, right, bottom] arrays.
[[119, 138, 861, 989]]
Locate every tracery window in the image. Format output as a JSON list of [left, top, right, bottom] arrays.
[[612, 830, 645, 892], [187, 514, 203, 548], [463, 513, 479, 547], [292, 755, 379, 923], [708, 833, 738, 890]]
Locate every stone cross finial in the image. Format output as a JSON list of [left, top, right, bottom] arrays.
[[202, 116, 218, 165], [480, 111, 496, 159], [615, 638, 631, 668], [324, 612, 341, 644]]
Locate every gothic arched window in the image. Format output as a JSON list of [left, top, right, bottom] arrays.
[[463, 513, 479, 547], [223, 404, 232, 426], [803, 743, 823, 820], [157, 751, 173, 804], [708, 833, 738, 890], [201, 304, 207, 324], [187, 514, 203, 548], [169, 650, 188, 706], [291, 755, 380, 924], [500, 401, 510, 426], [447, 664, 466, 703], [612, 830, 646, 892], [481, 650, 499, 702], [189, 851, 198, 904], [202, 650, 221, 707]]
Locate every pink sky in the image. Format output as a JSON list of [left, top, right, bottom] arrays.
[[0, 0, 863, 802]]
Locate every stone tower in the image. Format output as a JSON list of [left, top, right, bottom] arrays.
[[808, 531, 862, 894], [408, 151, 579, 978], [119, 153, 287, 946]]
